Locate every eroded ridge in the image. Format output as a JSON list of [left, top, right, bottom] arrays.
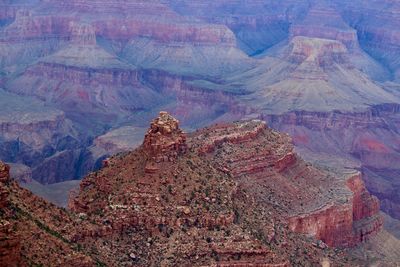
[[1, 114, 386, 266], [190, 120, 382, 248]]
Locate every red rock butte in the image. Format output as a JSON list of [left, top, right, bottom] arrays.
[[143, 111, 187, 163]]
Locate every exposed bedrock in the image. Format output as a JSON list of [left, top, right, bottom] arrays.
[[288, 173, 382, 247], [263, 104, 400, 220], [289, 3, 359, 50], [338, 0, 400, 71], [141, 69, 256, 126], [191, 120, 382, 248], [0, 161, 22, 265], [0, 89, 88, 184], [7, 61, 161, 118]]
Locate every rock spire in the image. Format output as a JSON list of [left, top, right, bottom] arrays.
[[143, 111, 187, 163]]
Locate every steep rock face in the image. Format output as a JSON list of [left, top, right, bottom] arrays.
[[338, 0, 400, 73], [0, 115, 393, 266], [289, 3, 359, 49], [1, 0, 249, 132], [68, 113, 371, 266], [0, 162, 22, 266], [0, 89, 83, 184], [0, 2, 399, 243], [0, 8, 71, 76], [5, 19, 163, 122], [347, 173, 381, 222], [143, 111, 187, 163], [263, 104, 400, 221], [0, 0, 251, 186], [2, 9, 71, 42], [288, 173, 382, 247], [140, 70, 253, 126], [69, 113, 292, 266], [166, 0, 309, 55], [43, 0, 236, 45], [192, 120, 382, 248], [8, 61, 162, 121]]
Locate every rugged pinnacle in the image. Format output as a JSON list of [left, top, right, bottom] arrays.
[[0, 161, 10, 184], [0, 161, 10, 209], [143, 111, 187, 165]]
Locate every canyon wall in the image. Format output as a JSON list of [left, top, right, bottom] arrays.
[[191, 119, 382, 248], [263, 104, 400, 220], [288, 173, 382, 247], [0, 0, 399, 238]]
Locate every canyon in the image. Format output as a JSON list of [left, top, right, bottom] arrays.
[[2, 112, 399, 266], [0, 0, 400, 263]]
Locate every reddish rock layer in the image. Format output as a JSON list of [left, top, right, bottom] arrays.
[[0, 160, 95, 266], [263, 104, 400, 221], [143, 111, 187, 162], [0, 112, 388, 266], [191, 120, 382, 248], [0, 162, 11, 209], [0, 162, 22, 266], [347, 173, 381, 221], [69, 114, 362, 266], [288, 173, 382, 247]]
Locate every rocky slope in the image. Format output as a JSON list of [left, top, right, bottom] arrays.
[[337, 0, 400, 80], [68, 112, 388, 266], [1, 0, 400, 244], [0, 161, 95, 266], [263, 104, 400, 221], [163, 1, 400, 227], [1, 0, 253, 186], [1, 112, 399, 266]]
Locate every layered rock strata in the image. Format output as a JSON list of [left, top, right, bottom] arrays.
[[68, 114, 381, 266], [0, 162, 22, 266], [0, 160, 95, 266], [192, 120, 382, 248], [143, 111, 187, 162]]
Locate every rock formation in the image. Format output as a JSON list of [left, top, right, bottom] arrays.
[[192, 120, 383, 248], [0, 89, 82, 184], [0, 161, 22, 266], [263, 104, 400, 221], [67, 114, 391, 266], [143, 112, 187, 159], [1, 0, 400, 247], [0, 160, 94, 266], [0, 161, 10, 208], [289, 3, 359, 49], [0, 113, 399, 265]]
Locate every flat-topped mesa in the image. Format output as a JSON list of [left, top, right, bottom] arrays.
[[143, 111, 187, 164], [69, 22, 97, 46]]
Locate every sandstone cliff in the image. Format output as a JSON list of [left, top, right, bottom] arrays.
[[68, 113, 384, 266], [1, 113, 397, 265], [1, 0, 400, 254]]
